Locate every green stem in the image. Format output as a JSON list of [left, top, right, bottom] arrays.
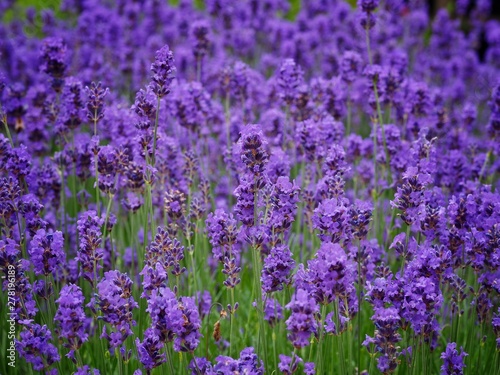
[[152, 96, 161, 165]]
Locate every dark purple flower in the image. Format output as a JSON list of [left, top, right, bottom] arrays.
[[267, 176, 300, 245], [85, 82, 108, 129], [312, 197, 351, 244], [285, 289, 319, 349], [54, 284, 88, 361], [40, 37, 67, 92], [95, 270, 138, 351], [191, 20, 211, 61], [277, 59, 303, 106], [150, 45, 176, 98], [16, 322, 60, 371], [264, 297, 283, 327], [367, 307, 402, 374], [6, 144, 32, 177], [75, 366, 100, 375], [440, 342, 467, 375], [189, 356, 214, 375], [206, 209, 239, 261], [135, 328, 166, 372], [278, 352, 302, 374], [358, 0, 379, 13], [28, 229, 65, 276], [261, 244, 295, 293], [174, 296, 202, 352], [304, 362, 315, 375], [76, 210, 104, 285], [238, 125, 269, 177], [146, 286, 183, 343]]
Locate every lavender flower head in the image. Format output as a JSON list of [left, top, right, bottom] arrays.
[[261, 244, 295, 293], [191, 20, 211, 61], [285, 289, 319, 349], [40, 37, 67, 92], [277, 59, 304, 105], [28, 229, 65, 276], [150, 45, 176, 98], [54, 284, 88, 361], [440, 343, 467, 375], [278, 352, 302, 374], [95, 270, 138, 351], [85, 82, 109, 127], [16, 323, 60, 372], [175, 296, 202, 352], [238, 124, 269, 177], [135, 328, 166, 372]]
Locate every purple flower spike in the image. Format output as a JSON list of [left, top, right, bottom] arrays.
[[16, 322, 60, 372], [278, 352, 302, 374], [96, 270, 138, 352], [150, 45, 176, 98], [29, 229, 65, 276], [135, 328, 166, 371], [440, 342, 467, 375], [261, 244, 295, 293], [75, 366, 100, 375], [238, 124, 269, 177], [285, 289, 319, 349], [55, 284, 88, 361], [40, 37, 67, 92]]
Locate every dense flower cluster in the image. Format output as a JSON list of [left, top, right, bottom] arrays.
[[2, 0, 500, 374]]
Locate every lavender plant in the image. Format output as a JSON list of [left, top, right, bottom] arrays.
[[1, 0, 500, 374]]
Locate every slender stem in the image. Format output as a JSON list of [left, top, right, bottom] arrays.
[[1, 113, 14, 146], [93, 116, 100, 217], [478, 149, 492, 184], [152, 96, 161, 165]]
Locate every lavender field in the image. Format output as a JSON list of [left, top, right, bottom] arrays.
[[1, 0, 500, 374]]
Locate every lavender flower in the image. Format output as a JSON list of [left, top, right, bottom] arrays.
[[278, 352, 302, 374], [175, 296, 202, 352], [440, 343, 467, 375], [146, 286, 183, 343], [277, 59, 303, 106], [206, 209, 239, 261], [261, 244, 295, 293], [85, 82, 108, 128], [76, 210, 104, 285], [191, 20, 211, 62], [150, 45, 176, 98], [40, 37, 67, 92], [28, 229, 65, 276], [16, 323, 60, 372], [365, 307, 402, 374], [238, 125, 269, 177], [95, 270, 138, 352], [264, 297, 283, 327], [285, 289, 319, 349], [312, 198, 351, 245], [135, 328, 166, 372], [54, 284, 88, 361], [75, 366, 100, 375]]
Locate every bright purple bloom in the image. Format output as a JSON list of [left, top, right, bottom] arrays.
[[54, 284, 88, 361], [174, 296, 202, 352], [28, 229, 65, 276], [75, 366, 100, 375], [261, 244, 295, 293], [278, 352, 302, 374], [135, 328, 166, 371], [16, 323, 60, 372], [95, 270, 138, 351], [440, 343, 467, 375], [285, 289, 319, 349], [150, 45, 176, 98]]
